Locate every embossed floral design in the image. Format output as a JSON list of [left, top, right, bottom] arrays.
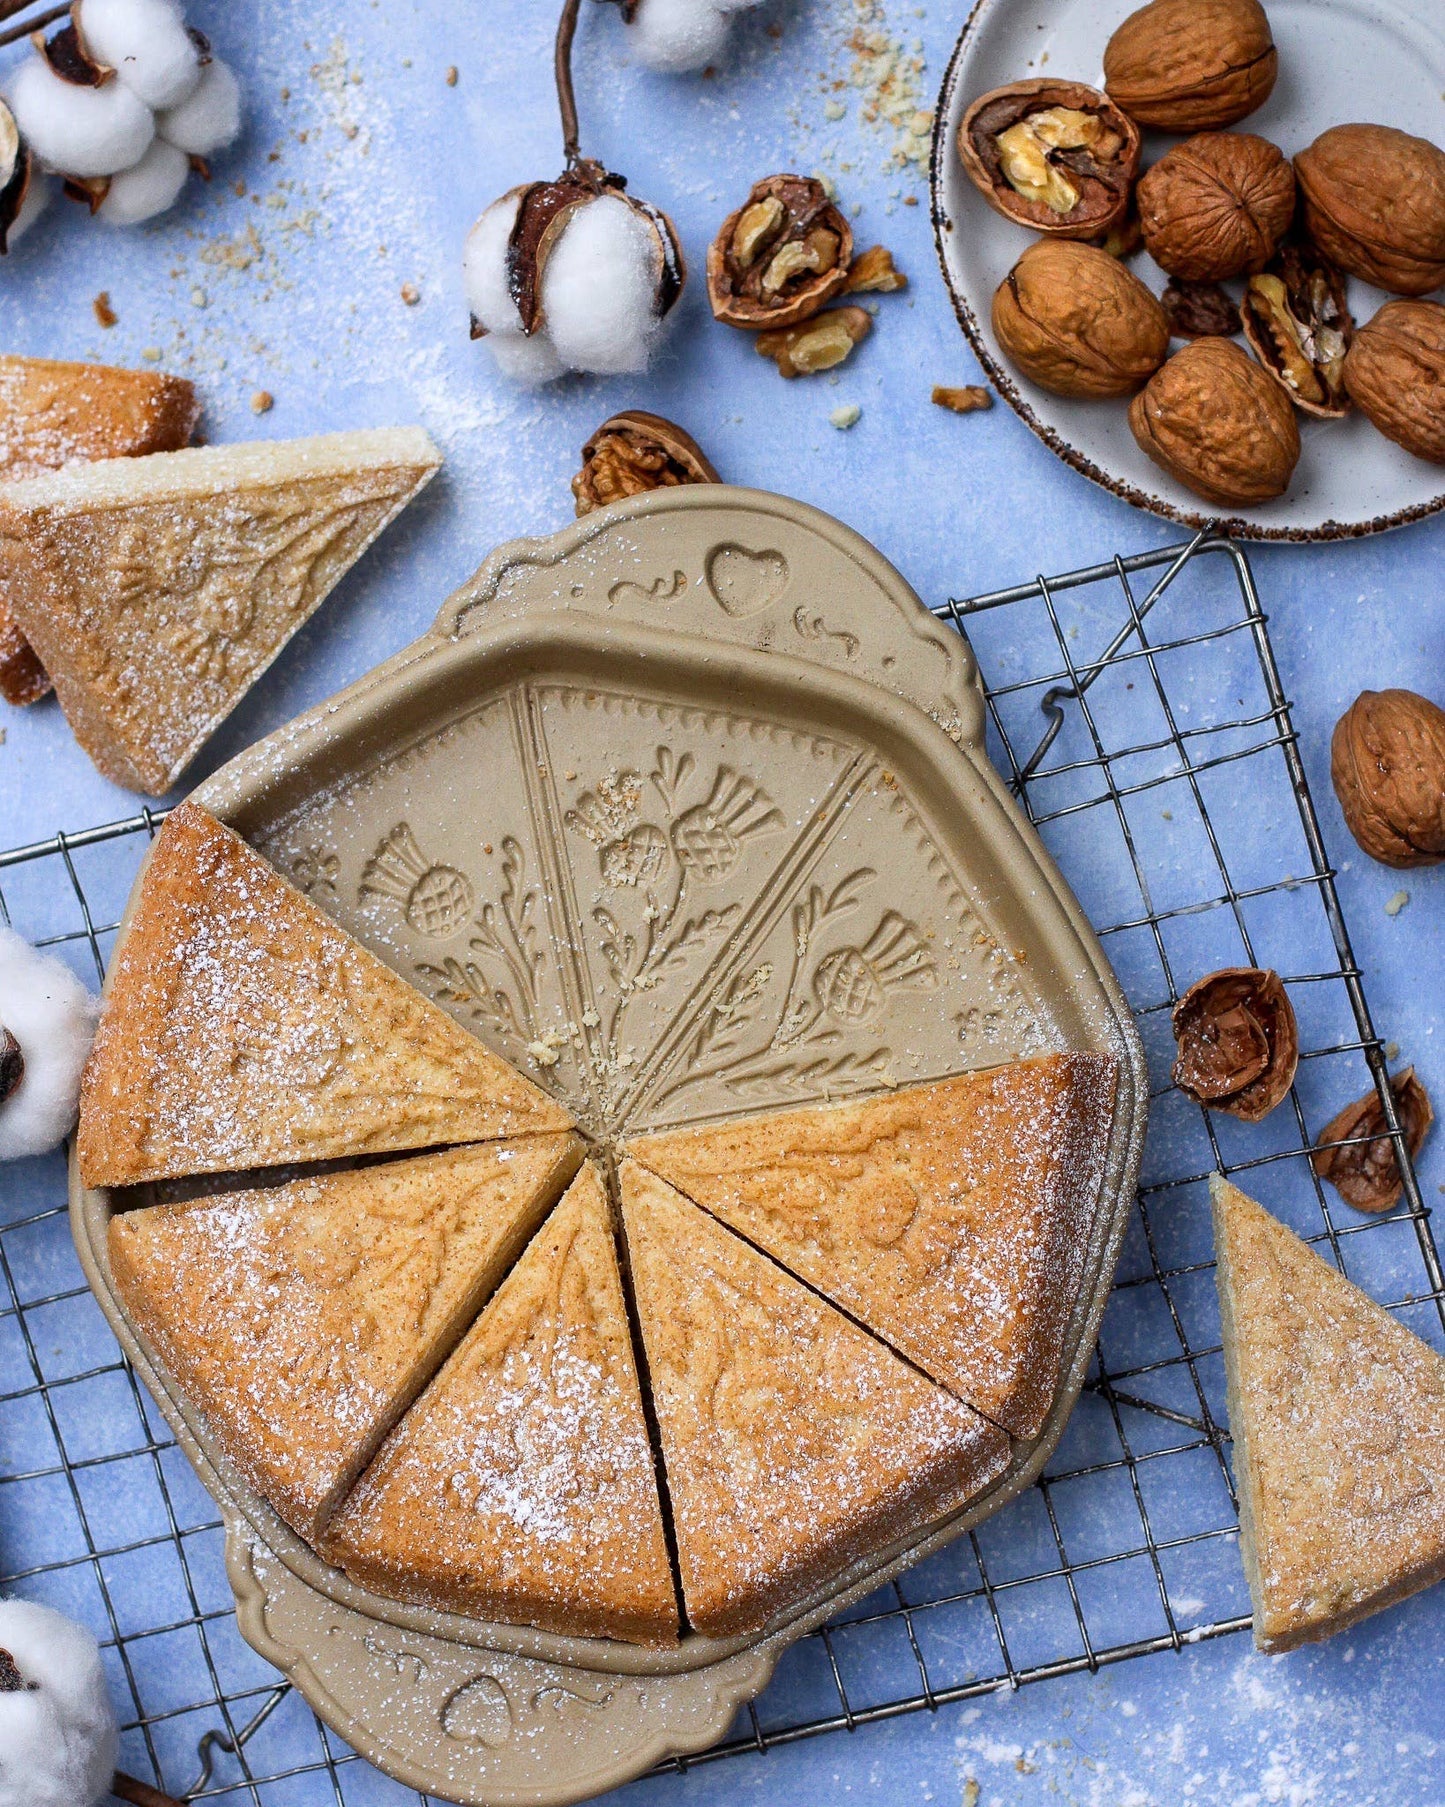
[[566, 769, 669, 889], [810, 912, 936, 1027], [291, 845, 340, 899], [361, 823, 474, 939], [671, 769, 781, 883], [417, 838, 547, 1057]]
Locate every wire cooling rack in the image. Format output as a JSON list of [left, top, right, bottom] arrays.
[[1, 531, 1440, 1803]]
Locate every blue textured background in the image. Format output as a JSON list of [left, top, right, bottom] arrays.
[[0, 1, 1442, 1801]]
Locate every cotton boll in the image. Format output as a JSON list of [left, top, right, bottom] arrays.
[[463, 192, 524, 335], [0, 927, 97, 1162], [628, 0, 732, 73], [0, 1598, 118, 1807], [97, 135, 187, 223], [543, 194, 667, 375], [78, 0, 200, 110], [9, 53, 155, 178], [156, 53, 240, 155], [486, 329, 565, 387]]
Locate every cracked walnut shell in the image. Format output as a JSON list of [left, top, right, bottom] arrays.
[[1294, 125, 1445, 297], [1138, 133, 1295, 283], [1128, 339, 1299, 508], [1312, 1068, 1433, 1214], [958, 80, 1140, 240], [1103, 0, 1277, 132], [992, 240, 1169, 400], [1241, 242, 1353, 420], [1343, 300, 1445, 464], [1330, 688, 1445, 869], [1172, 966, 1298, 1122], [707, 175, 852, 331], [572, 412, 719, 517]]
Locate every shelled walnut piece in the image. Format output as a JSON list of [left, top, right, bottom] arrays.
[[572, 411, 718, 516], [756, 306, 870, 377], [958, 79, 1140, 240], [1330, 688, 1445, 868], [1162, 279, 1239, 341], [1171, 966, 1298, 1121], [707, 174, 853, 331], [0, 354, 200, 706], [1312, 1069, 1434, 1213]]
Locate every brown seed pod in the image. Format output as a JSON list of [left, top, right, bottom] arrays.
[[36, 14, 113, 87], [707, 174, 852, 331], [1294, 125, 1445, 297], [1330, 688, 1445, 868], [1128, 338, 1300, 508], [572, 411, 719, 518], [1241, 241, 1353, 419], [1311, 1068, 1434, 1213], [0, 1026, 22, 1107], [1162, 278, 1240, 340], [0, 100, 36, 256], [1103, 0, 1277, 132], [991, 239, 1169, 399], [958, 80, 1140, 240], [1138, 133, 1296, 283], [1343, 299, 1445, 463], [1172, 966, 1298, 1122]]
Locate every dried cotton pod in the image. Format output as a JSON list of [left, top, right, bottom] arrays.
[[708, 174, 852, 330], [1294, 125, 1445, 297], [1172, 966, 1298, 1122], [1103, 0, 1277, 132], [991, 239, 1168, 399], [1343, 299, 1445, 463], [958, 80, 1140, 240], [1312, 1068, 1433, 1213], [0, 98, 45, 253], [9, 24, 155, 178], [1330, 688, 1445, 868], [573, 411, 718, 516], [1128, 338, 1299, 508], [1137, 133, 1295, 282]]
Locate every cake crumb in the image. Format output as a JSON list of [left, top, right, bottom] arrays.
[[445, 65, 458, 85], [830, 403, 861, 429], [251, 390, 274, 414], [92, 291, 117, 328], [400, 282, 420, 306]]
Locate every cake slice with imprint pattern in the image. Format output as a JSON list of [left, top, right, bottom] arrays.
[[1212, 1175, 1445, 1652], [109, 1134, 583, 1542], [628, 1053, 1118, 1440], [79, 802, 572, 1188], [322, 1163, 679, 1646], [619, 1160, 1012, 1639]]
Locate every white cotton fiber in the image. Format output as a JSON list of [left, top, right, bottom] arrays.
[[0, 1598, 118, 1807], [542, 194, 664, 374], [97, 134, 187, 223], [9, 53, 154, 178], [462, 192, 524, 334], [5, 171, 53, 247], [79, 0, 200, 110], [628, 0, 732, 73], [0, 927, 97, 1162], [156, 52, 239, 154], [486, 327, 565, 387]]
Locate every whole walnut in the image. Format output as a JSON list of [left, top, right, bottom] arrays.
[[1103, 0, 1277, 132], [1138, 133, 1295, 282], [991, 240, 1169, 399], [1331, 688, 1445, 868], [1128, 338, 1300, 507], [1294, 125, 1445, 296], [1343, 299, 1445, 463]]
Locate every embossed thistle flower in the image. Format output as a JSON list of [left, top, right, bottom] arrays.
[[360, 823, 474, 938], [566, 770, 669, 887], [671, 769, 781, 883], [811, 912, 937, 1026]]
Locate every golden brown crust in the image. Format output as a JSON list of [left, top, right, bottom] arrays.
[[1212, 1176, 1445, 1651], [629, 1053, 1118, 1439], [323, 1164, 679, 1645], [109, 1136, 583, 1540], [620, 1162, 1011, 1638], [79, 803, 572, 1187]]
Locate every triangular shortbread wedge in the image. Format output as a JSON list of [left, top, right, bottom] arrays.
[[323, 1163, 679, 1645], [619, 1160, 1011, 1639], [109, 1134, 583, 1542], [0, 354, 200, 706], [0, 425, 440, 791], [1212, 1175, 1445, 1652], [79, 803, 571, 1187], [629, 1053, 1118, 1440]]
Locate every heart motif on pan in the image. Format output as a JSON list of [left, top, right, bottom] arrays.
[[705, 543, 790, 618]]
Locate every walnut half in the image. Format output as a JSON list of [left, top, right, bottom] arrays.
[[959, 79, 1140, 240], [572, 412, 719, 517], [1172, 966, 1298, 1121], [1312, 1068, 1433, 1213], [1241, 242, 1353, 419], [707, 175, 853, 331]]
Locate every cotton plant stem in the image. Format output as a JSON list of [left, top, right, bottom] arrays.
[[112, 1770, 187, 1807], [0, 0, 70, 50], [555, 0, 583, 165]]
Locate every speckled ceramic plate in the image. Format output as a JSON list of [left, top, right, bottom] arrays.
[[932, 0, 1445, 539], [72, 489, 1146, 1805]]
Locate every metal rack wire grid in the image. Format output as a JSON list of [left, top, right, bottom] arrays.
[[1, 532, 1439, 1803]]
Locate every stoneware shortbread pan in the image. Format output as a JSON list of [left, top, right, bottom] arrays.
[[72, 488, 1148, 1806]]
